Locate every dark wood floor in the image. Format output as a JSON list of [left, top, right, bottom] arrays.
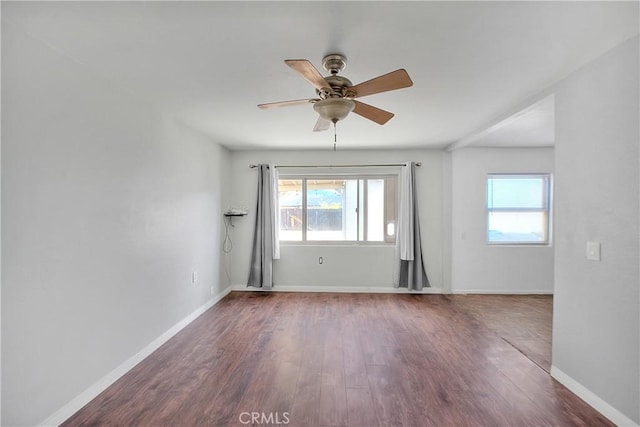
[[446, 294, 552, 372], [63, 292, 611, 427]]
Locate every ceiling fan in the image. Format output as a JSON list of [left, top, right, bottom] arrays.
[[258, 54, 413, 132]]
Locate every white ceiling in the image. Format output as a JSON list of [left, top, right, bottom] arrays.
[[457, 94, 556, 149], [3, 1, 638, 151]]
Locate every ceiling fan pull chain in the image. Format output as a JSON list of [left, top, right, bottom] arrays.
[[333, 122, 337, 151]]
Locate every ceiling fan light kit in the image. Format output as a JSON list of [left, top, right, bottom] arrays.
[[313, 98, 355, 123], [258, 53, 413, 134]]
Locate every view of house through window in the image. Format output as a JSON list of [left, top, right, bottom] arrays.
[[487, 174, 551, 244], [278, 175, 397, 243]]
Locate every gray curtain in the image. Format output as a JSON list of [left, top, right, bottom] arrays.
[[393, 162, 430, 290], [247, 164, 279, 289]]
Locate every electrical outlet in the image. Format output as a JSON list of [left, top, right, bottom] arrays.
[[210, 286, 214, 296], [586, 241, 601, 261]]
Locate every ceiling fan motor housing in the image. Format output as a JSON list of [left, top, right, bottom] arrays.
[[318, 75, 354, 99]]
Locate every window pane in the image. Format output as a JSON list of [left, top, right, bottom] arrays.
[[278, 179, 303, 241], [487, 174, 551, 244], [367, 179, 385, 241], [488, 211, 548, 243], [358, 179, 364, 241], [384, 175, 397, 243], [307, 179, 356, 241], [487, 176, 548, 209], [344, 180, 358, 240]]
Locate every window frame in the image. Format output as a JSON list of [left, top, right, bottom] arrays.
[[486, 173, 552, 246], [278, 173, 398, 245]]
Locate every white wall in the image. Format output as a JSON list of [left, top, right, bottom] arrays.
[[451, 147, 555, 293], [553, 36, 639, 424], [1, 19, 229, 426], [0, 5, 3, 421], [226, 149, 447, 291]]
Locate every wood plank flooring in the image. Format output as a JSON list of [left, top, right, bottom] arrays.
[[446, 294, 552, 372], [62, 292, 611, 427]]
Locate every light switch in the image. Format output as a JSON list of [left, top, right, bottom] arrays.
[[586, 241, 601, 261]]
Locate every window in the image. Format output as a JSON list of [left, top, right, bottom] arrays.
[[278, 175, 397, 243], [486, 174, 551, 244]]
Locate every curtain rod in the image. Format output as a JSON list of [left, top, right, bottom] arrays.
[[249, 162, 421, 169]]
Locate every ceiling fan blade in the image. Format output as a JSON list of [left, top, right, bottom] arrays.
[[285, 59, 332, 91], [258, 98, 318, 110], [352, 100, 395, 125], [349, 69, 413, 98], [313, 116, 331, 132]]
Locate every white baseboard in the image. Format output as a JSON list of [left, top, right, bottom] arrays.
[[452, 289, 553, 295], [39, 286, 233, 427], [231, 284, 442, 294], [550, 365, 639, 427]]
